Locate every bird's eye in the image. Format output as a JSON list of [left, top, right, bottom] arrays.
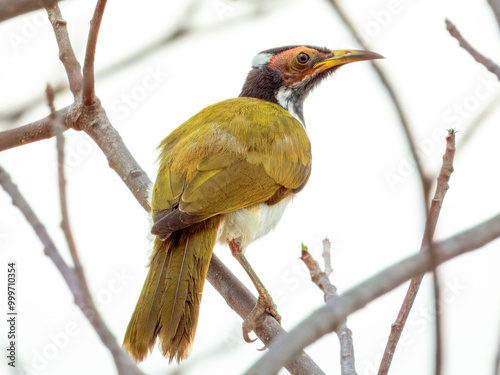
[[296, 52, 310, 64]]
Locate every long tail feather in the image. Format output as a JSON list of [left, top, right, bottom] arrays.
[[123, 217, 221, 363]]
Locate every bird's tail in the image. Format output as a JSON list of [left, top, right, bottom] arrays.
[[123, 217, 221, 363]]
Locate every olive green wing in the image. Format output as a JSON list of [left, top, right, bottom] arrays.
[[150, 98, 312, 239]]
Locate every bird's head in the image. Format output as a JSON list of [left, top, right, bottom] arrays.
[[239, 45, 384, 125]]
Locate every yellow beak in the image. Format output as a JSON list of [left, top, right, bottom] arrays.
[[314, 49, 385, 69]]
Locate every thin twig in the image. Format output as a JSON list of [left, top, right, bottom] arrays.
[[244, 212, 500, 375], [322, 238, 333, 277], [378, 130, 456, 375], [45, 2, 83, 97], [301, 245, 338, 301], [445, 19, 500, 80], [432, 270, 443, 375], [325, 0, 431, 203], [82, 0, 108, 105], [301, 244, 356, 375]]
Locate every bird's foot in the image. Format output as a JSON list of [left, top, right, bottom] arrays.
[[242, 294, 282, 346]]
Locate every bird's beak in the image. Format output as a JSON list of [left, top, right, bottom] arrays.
[[314, 49, 385, 70]]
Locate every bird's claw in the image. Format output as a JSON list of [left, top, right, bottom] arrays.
[[242, 295, 281, 348]]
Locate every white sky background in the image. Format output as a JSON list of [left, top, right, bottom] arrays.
[[1, 0, 500, 374]]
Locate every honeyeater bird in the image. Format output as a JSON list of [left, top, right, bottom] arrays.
[[123, 45, 383, 363]]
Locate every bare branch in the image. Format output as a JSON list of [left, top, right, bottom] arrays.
[[445, 19, 500, 80], [45, 2, 83, 97], [378, 130, 456, 375], [325, 0, 431, 203], [301, 245, 338, 301], [82, 0, 108, 105], [81, 103, 152, 212], [0, 107, 69, 151], [0, 0, 63, 23], [244, 212, 500, 375], [301, 245, 356, 375]]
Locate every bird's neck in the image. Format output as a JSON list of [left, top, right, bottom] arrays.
[[239, 67, 306, 126]]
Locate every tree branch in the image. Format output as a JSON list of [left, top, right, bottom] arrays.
[[244, 212, 500, 375], [301, 242, 356, 375], [0, 0, 63, 23], [82, 0, 107, 105], [45, 2, 83, 97], [0, 107, 70, 151], [445, 19, 500, 80], [378, 130, 456, 375]]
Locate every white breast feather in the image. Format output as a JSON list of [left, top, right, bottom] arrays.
[[217, 196, 292, 251]]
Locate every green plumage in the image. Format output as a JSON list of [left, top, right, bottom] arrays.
[[124, 97, 311, 362], [151, 97, 312, 236], [123, 217, 220, 363]]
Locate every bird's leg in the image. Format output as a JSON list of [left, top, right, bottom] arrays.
[[229, 239, 281, 343]]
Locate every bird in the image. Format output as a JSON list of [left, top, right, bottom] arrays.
[[123, 45, 383, 363]]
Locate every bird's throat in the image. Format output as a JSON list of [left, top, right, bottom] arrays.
[[275, 86, 306, 128]]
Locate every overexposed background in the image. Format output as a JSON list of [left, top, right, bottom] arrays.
[[1, 0, 500, 374]]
